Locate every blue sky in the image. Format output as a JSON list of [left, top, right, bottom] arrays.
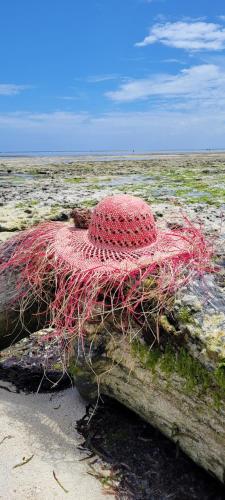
[[1, 0, 225, 151]]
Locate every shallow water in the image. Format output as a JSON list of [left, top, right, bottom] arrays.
[[0, 172, 35, 184]]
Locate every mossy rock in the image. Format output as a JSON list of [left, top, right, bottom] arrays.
[[71, 328, 225, 484]]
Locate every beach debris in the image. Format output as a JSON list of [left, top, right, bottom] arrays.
[[76, 396, 225, 498], [0, 435, 13, 445], [53, 470, 69, 493], [13, 454, 34, 469], [0, 384, 17, 393]]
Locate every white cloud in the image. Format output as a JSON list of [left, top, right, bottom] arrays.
[[86, 74, 118, 83], [0, 108, 225, 151], [106, 64, 225, 106], [0, 84, 28, 96], [57, 91, 87, 100], [162, 58, 186, 64], [58, 96, 79, 101], [135, 21, 225, 51], [73, 75, 119, 84], [0, 111, 89, 129]]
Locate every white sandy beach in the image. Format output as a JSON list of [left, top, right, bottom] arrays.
[[0, 383, 110, 500]]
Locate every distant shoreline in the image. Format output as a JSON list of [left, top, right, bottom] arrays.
[[1, 149, 225, 160]]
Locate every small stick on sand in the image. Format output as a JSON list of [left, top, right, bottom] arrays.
[[13, 454, 34, 469], [0, 435, 13, 445], [53, 470, 69, 494]]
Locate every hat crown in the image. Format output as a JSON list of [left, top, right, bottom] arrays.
[[88, 194, 157, 250]]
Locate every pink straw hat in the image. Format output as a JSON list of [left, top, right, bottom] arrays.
[[55, 194, 158, 271], [54, 194, 208, 272], [0, 194, 212, 339]]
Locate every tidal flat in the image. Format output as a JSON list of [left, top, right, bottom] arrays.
[[0, 152, 225, 243]]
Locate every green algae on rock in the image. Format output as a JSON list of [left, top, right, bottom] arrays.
[[174, 276, 225, 370], [69, 274, 225, 484], [131, 340, 225, 406], [71, 325, 225, 484]]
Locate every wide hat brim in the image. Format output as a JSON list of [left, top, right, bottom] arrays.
[[54, 223, 200, 273]]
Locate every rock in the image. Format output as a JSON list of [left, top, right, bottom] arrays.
[[0, 270, 23, 348], [70, 208, 92, 228], [0, 265, 48, 349], [167, 221, 184, 230], [0, 231, 18, 243], [174, 276, 225, 370], [70, 275, 225, 484], [0, 328, 71, 392], [71, 330, 225, 484], [50, 211, 69, 221], [0, 225, 18, 232]]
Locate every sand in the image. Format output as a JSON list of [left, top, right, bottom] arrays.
[[0, 382, 110, 500]]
